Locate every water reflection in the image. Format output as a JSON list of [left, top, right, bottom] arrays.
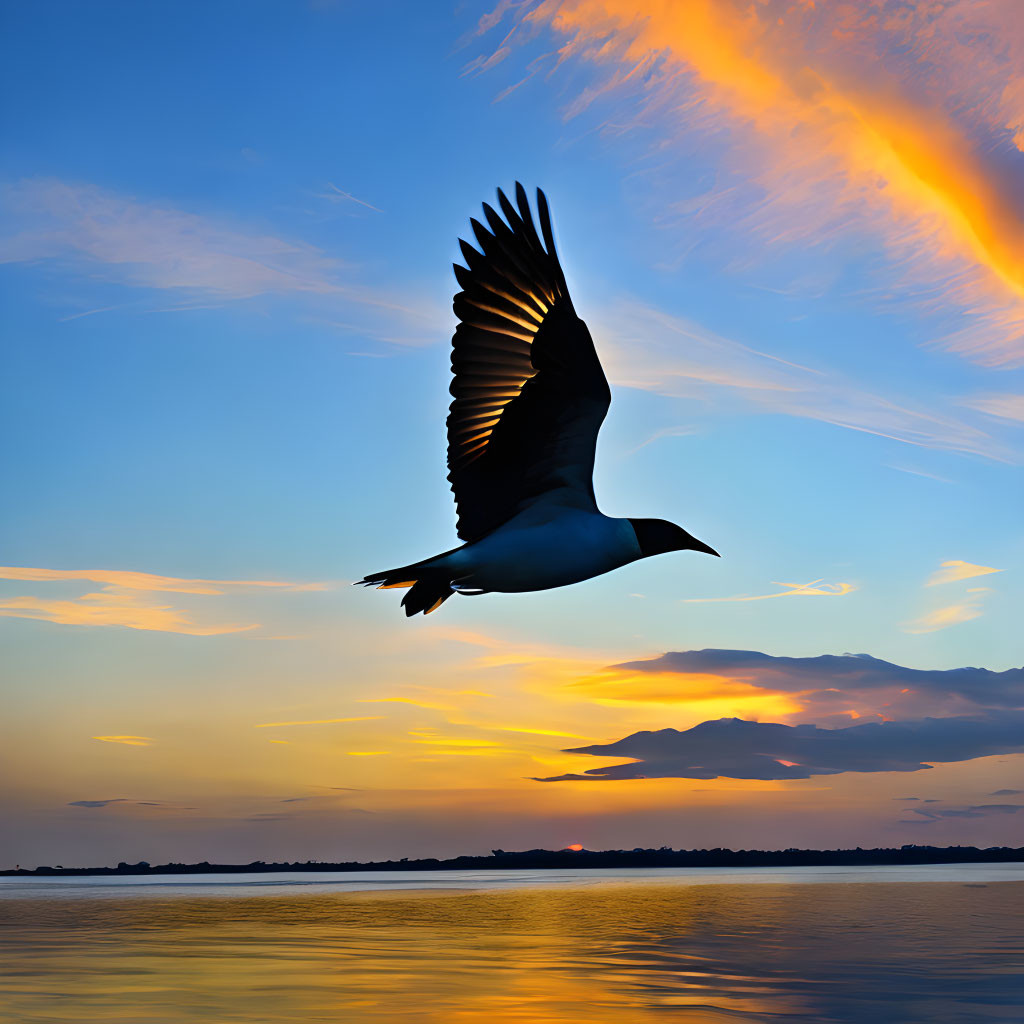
[[1, 880, 1021, 1022]]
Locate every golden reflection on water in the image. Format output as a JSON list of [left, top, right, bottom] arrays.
[[1, 881, 1022, 1023]]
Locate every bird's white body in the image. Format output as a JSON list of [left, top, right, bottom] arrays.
[[426, 504, 643, 593]]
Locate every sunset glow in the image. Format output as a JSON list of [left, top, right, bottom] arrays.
[[1, 0, 1020, 868]]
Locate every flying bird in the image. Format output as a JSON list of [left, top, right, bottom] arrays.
[[360, 184, 718, 616]]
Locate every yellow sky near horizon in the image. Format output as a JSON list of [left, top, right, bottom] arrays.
[[2, 559, 1019, 865]]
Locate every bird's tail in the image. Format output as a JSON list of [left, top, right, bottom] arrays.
[[358, 562, 456, 617]]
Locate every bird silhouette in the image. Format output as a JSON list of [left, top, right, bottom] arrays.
[[360, 184, 718, 616]]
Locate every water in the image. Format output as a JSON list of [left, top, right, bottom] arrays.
[[1, 865, 1022, 1023]]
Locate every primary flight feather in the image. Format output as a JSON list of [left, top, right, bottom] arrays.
[[360, 184, 718, 616]]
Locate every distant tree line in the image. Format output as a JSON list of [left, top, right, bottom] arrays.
[[4, 844, 1023, 876]]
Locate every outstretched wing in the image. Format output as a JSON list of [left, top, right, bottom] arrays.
[[447, 184, 611, 543]]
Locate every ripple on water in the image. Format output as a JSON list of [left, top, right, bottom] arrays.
[[0, 876, 1022, 1023]]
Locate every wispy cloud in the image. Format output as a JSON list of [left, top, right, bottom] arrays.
[[682, 580, 855, 604], [408, 731, 506, 749], [450, 722, 590, 740], [909, 803, 1024, 822], [316, 182, 384, 213], [0, 566, 327, 595], [356, 697, 454, 711], [903, 602, 985, 635], [0, 178, 343, 298], [92, 735, 154, 746], [0, 593, 257, 636], [0, 178, 441, 342], [598, 299, 1009, 461], [68, 797, 190, 811], [57, 304, 124, 322], [503, 0, 1024, 367], [962, 394, 1024, 423], [886, 465, 953, 484], [904, 558, 1003, 632], [254, 716, 383, 728], [624, 425, 699, 456], [926, 560, 1002, 587], [0, 566, 324, 636]]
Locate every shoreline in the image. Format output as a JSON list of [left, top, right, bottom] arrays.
[[3, 861, 1024, 898], [5, 844, 1024, 879]]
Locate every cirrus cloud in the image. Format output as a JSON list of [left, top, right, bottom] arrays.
[[599, 299, 1009, 461], [493, 0, 1024, 367], [902, 602, 985, 635], [0, 566, 328, 595], [925, 560, 1003, 587], [0, 593, 258, 636], [0, 178, 343, 299], [682, 580, 855, 604], [962, 394, 1024, 424], [0, 565, 326, 636], [0, 178, 443, 345]]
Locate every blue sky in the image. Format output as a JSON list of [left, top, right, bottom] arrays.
[[1, 0, 1022, 865]]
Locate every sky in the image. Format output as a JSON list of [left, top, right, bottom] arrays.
[[1, 0, 1022, 868]]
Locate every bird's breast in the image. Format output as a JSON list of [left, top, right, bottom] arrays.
[[460, 511, 640, 593]]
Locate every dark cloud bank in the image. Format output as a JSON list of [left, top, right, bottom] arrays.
[[538, 650, 1024, 783], [616, 649, 1024, 709]]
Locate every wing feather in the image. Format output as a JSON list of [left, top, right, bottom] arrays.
[[447, 185, 611, 542]]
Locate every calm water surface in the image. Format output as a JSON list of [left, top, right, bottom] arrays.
[[1, 865, 1022, 1023]]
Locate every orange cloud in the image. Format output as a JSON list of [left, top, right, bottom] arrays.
[[682, 580, 855, 603], [0, 566, 325, 594], [926, 561, 1002, 587], [92, 735, 154, 746], [407, 732, 509, 749], [903, 602, 984, 635], [0, 565, 326, 636], [0, 593, 256, 636], [506, 0, 1024, 366], [451, 722, 590, 739], [567, 668, 804, 720]]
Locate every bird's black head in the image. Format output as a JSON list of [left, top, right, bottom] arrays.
[[629, 518, 720, 559]]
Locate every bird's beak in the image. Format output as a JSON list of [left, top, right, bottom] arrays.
[[687, 537, 720, 557]]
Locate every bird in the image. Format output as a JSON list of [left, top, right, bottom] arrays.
[[359, 183, 719, 616]]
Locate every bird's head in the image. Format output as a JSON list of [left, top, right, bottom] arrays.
[[628, 518, 720, 559]]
